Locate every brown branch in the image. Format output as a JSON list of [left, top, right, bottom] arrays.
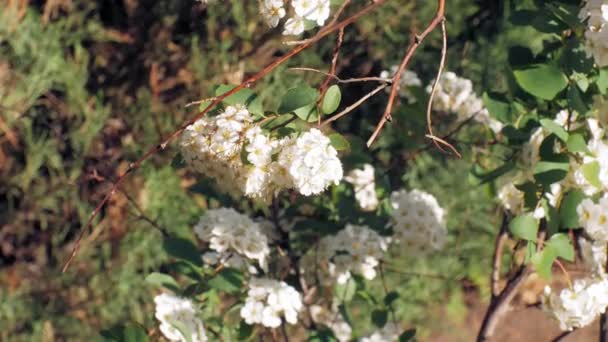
[[477, 228, 547, 341], [367, 0, 446, 147], [318, 27, 345, 125], [320, 84, 387, 127], [491, 214, 509, 298], [61, 0, 389, 273], [289, 67, 392, 83]]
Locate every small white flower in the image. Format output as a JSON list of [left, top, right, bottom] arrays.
[[345, 164, 379, 211], [543, 277, 608, 331], [259, 0, 286, 28], [283, 16, 305, 36], [154, 293, 208, 342], [240, 278, 303, 328]]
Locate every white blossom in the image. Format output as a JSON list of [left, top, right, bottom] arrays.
[[194, 208, 273, 272], [259, 0, 286, 28], [543, 277, 608, 331], [278, 128, 343, 196], [154, 293, 207, 342], [345, 164, 379, 211], [300, 224, 388, 286], [292, 0, 331, 26], [180, 106, 343, 200], [389, 189, 447, 255], [240, 278, 303, 328], [578, 195, 608, 242], [428, 71, 503, 133], [580, 0, 608, 67], [283, 16, 305, 35]]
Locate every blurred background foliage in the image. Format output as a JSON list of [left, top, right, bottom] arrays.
[[0, 0, 550, 340]]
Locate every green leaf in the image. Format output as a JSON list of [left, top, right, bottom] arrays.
[[566, 133, 589, 153], [371, 309, 388, 328], [483, 92, 511, 122], [236, 321, 254, 340], [145, 272, 180, 292], [335, 279, 356, 303], [278, 85, 319, 114], [338, 304, 352, 326], [100, 323, 150, 342], [567, 85, 588, 116], [208, 268, 244, 294], [215, 85, 255, 106], [559, 190, 585, 228], [384, 291, 399, 306], [322, 85, 342, 114], [513, 64, 568, 100], [546, 233, 575, 262], [539, 119, 568, 142], [598, 68, 608, 95], [163, 236, 203, 266], [509, 214, 539, 241], [309, 328, 339, 342], [544, 201, 560, 236], [294, 104, 319, 122], [399, 329, 416, 342], [531, 246, 556, 279], [470, 163, 515, 185], [532, 234, 575, 280], [581, 161, 601, 188], [533, 154, 570, 186], [329, 133, 350, 151]]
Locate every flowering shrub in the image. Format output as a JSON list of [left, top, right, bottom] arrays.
[[35, 0, 608, 341]]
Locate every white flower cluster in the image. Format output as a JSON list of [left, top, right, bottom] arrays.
[[154, 293, 207, 342], [389, 189, 447, 255], [344, 164, 379, 212], [180, 105, 343, 200], [543, 277, 608, 331], [301, 224, 388, 285], [278, 128, 343, 196], [429, 71, 503, 134], [194, 208, 272, 272], [379, 66, 422, 103], [258, 0, 331, 36], [360, 322, 403, 342], [578, 195, 608, 242], [580, 0, 608, 67], [310, 304, 352, 342], [240, 278, 303, 328]]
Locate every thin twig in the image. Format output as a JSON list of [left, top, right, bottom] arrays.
[[491, 214, 509, 298], [61, 0, 389, 273], [424, 19, 453, 153], [289, 67, 393, 84], [367, 0, 446, 147], [552, 330, 574, 342], [320, 84, 387, 127]]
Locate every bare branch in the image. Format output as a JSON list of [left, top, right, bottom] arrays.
[[367, 0, 446, 147]]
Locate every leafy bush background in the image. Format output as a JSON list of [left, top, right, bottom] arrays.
[[0, 0, 547, 340]]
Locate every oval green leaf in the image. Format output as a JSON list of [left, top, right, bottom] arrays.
[[322, 85, 342, 114]]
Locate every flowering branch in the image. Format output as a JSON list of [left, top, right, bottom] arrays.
[[367, 0, 446, 147], [61, 0, 389, 273]]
